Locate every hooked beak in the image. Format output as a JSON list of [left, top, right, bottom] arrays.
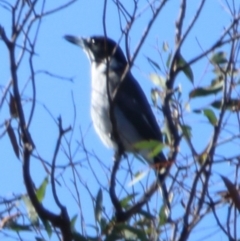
[[64, 35, 95, 62], [64, 35, 87, 48]]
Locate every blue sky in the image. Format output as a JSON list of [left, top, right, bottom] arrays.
[[0, 1, 239, 240]]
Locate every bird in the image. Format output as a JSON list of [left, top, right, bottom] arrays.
[[64, 35, 170, 210]]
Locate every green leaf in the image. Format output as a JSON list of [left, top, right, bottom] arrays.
[[166, 52, 172, 68], [162, 127, 172, 145], [134, 140, 161, 150], [36, 177, 48, 203], [211, 99, 240, 111], [146, 56, 161, 71], [177, 53, 194, 83], [189, 80, 223, 98], [197, 151, 208, 165], [112, 224, 148, 241], [128, 171, 148, 186], [95, 188, 103, 222], [149, 74, 166, 88], [189, 87, 221, 98], [193, 108, 218, 126], [148, 143, 165, 158], [151, 88, 159, 106], [138, 209, 156, 219], [120, 194, 137, 208], [211, 100, 222, 109], [159, 205, 168, 226], [162, 41, 169, 52], [180, 124, 192, 139], [72, 232, 89, 241], [8, 222, 31, 231], [35, 237, 47, 241], [203, 109, 218, 126], [99, 217, 107, 231], [70, 214, 78, 231], [221, 175, 240, 212], [22, 195, 38, 224], [105, 231, 122, 241], [105, 223, 146, 241], [225, 99, 240, 111], [41, 218, 52, 238], [134, 140, 165, 158], [123, 225, 148, 241], [211, 51, 227, 65]]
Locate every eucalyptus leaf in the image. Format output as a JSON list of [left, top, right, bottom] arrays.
[[95, 189, 103, 222], [36, 177, 48, 203], [177, 54, 194, 83]]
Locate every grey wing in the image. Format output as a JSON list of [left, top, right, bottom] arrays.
[[115, 74, 170, 211], [115, 73, 163, 142]]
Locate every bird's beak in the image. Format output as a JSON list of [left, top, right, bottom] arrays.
[[64, 35, 87, 48], [64, 35, 95, 62]]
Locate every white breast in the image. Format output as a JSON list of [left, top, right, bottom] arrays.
[[90, 61, 149, 160], [90, 62, 116, 149]]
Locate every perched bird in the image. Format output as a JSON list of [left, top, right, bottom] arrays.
[[64, 35, 169, 209]]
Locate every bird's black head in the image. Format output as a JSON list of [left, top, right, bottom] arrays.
[[64, 35, 127, 64]]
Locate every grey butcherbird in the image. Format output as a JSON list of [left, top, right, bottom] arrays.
[[64, 35, 170, 210]]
